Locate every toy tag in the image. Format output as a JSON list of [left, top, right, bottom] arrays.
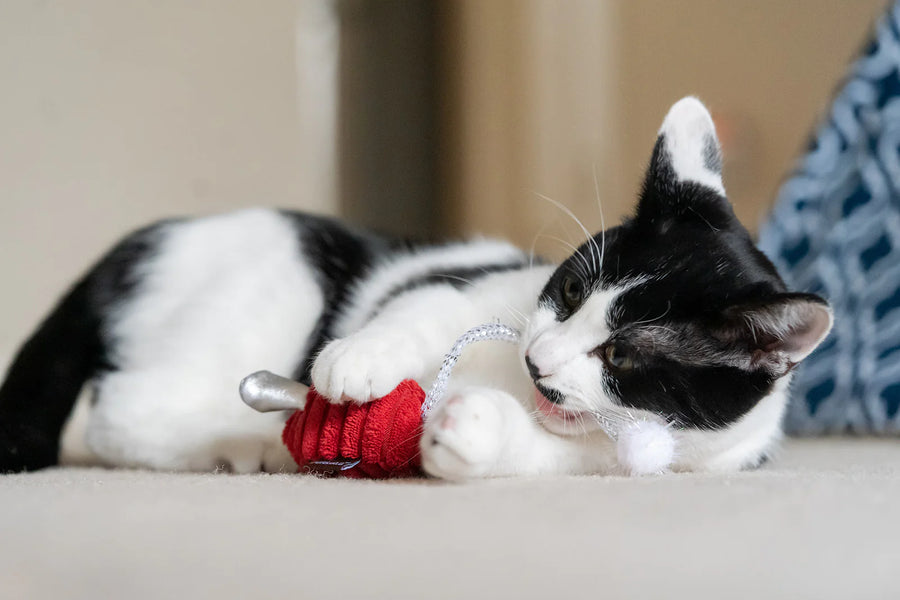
[[304, 459, 361, 475]]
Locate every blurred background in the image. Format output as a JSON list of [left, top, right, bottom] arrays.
[[0, 0, 888, 367]]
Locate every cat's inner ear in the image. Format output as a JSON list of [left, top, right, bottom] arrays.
[[650, 96, 725, 196], [714, 293, 834, 374]]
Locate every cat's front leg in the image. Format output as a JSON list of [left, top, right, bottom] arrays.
[[420, 387, 614, 480], [311, 287, 478, 402], [311, 325, 426, 402]]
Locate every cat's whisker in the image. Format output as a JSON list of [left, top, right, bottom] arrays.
[[536, 232, 588, 265], [585, 400, 639, 431], [538, 234, 589, 264], [433, 272, 531, 327], [564, 385, 625, 438], [536, 234, 592, 280], [565, 255, 592, 282], [436, 274, 476, 288], [384, 425, 428, 468], [496, 300, 529, 327], [592, 163, 607, 274], [563, 258, 591, 283], [504, 306, 530, 327], [576, 411, 589, 437], [528, 218, 557, 272], [532, 191, 600, 273], [687, 205, 719, 233], [640, 324, 679, 337], [743, 314, 760, 345], [632, 301, 672, 326]]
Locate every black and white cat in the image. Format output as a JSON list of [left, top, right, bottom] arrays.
[[0, 98, 832, 479]]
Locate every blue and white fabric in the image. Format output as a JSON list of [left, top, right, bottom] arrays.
[[759, 2, 900, 434]]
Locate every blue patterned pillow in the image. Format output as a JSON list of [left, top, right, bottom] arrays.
[[759, 2, 900, 434]]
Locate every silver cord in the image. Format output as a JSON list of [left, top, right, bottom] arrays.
[[421, 322, 521, 419]]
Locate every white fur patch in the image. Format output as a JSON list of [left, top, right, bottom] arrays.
[[421, 386, 618, 479], [335, 239, 527, 336], [658, 96, 725, 196], [87, 209, 318, 472], [673, 376, 790, 472], [522, 282, 640, 427]]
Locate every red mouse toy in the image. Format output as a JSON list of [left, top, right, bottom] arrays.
[[239, 323, 520, 478], [283, 379, 426, 477], [240, 371, 427, 477]]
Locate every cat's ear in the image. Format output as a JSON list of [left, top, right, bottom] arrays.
[[637, 97, 731, 227], [713, 293, 834, 374]]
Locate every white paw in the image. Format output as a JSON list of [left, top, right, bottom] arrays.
[[212, 442, 296, 474], [310, 333, 425, 402], [206, 430, 298, 474], [420, 389, 509, 481]]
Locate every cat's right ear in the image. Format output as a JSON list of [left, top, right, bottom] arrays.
[[713, 293, 834, 375], [636, 97, 734, 229]]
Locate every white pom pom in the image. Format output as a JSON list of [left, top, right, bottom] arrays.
[[616, 420, 676, 476]]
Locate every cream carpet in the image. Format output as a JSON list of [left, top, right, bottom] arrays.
[[0, 438, 898, 600]]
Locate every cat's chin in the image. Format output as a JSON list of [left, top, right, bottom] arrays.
[[533, 388, 599, 436]]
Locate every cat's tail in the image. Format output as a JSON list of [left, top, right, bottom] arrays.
[[0, 224, 161, 472], [0, 276, 104, 472]]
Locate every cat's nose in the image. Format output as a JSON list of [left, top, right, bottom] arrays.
[[525, 354, 543, 380]]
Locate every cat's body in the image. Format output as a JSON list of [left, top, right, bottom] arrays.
[[0, 98, 833, 479]]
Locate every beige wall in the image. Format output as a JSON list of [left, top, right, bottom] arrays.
[[439, 1, 620, 253], [0, 1, 334, 366], [2, 0, 892, 366], [618, 0, 886, 231], [440, 0, 887, 256]]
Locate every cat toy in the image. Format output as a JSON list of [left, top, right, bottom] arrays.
[[239, 323, 677, 478]]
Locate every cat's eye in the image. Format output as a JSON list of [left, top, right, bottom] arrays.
[[561, 275, 583, 310], [602, 343, 634, 371]]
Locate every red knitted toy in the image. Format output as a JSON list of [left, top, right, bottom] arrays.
[[282, 380, 426, 477], [239, 323, 522, 478], [240, 371, 428, 477]]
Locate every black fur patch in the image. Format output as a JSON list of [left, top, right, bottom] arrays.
[[281, 212, 403, 386], [536, 382, 565, 405], [370, 260, 532, 316], [286, 216, 534, 382], [0, 222, 169, 471]]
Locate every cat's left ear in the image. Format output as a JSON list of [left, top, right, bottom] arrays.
[[637, 97, 730, 226], [714, 293, 834, 374]]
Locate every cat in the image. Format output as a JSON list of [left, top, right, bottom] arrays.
[[0, 97, 832, 479]]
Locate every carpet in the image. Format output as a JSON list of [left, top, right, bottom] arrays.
[[1, 438, 897, 599]]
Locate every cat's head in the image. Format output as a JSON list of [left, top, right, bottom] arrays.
[[522, 97, 832, 471]]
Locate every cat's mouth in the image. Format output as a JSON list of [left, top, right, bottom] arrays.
[[533, 386, 591, 435]]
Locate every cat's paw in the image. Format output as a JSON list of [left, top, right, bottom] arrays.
[[311, 333, 425, 402], [420, 389, 511, 481], [209, 436, 298, 474]]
